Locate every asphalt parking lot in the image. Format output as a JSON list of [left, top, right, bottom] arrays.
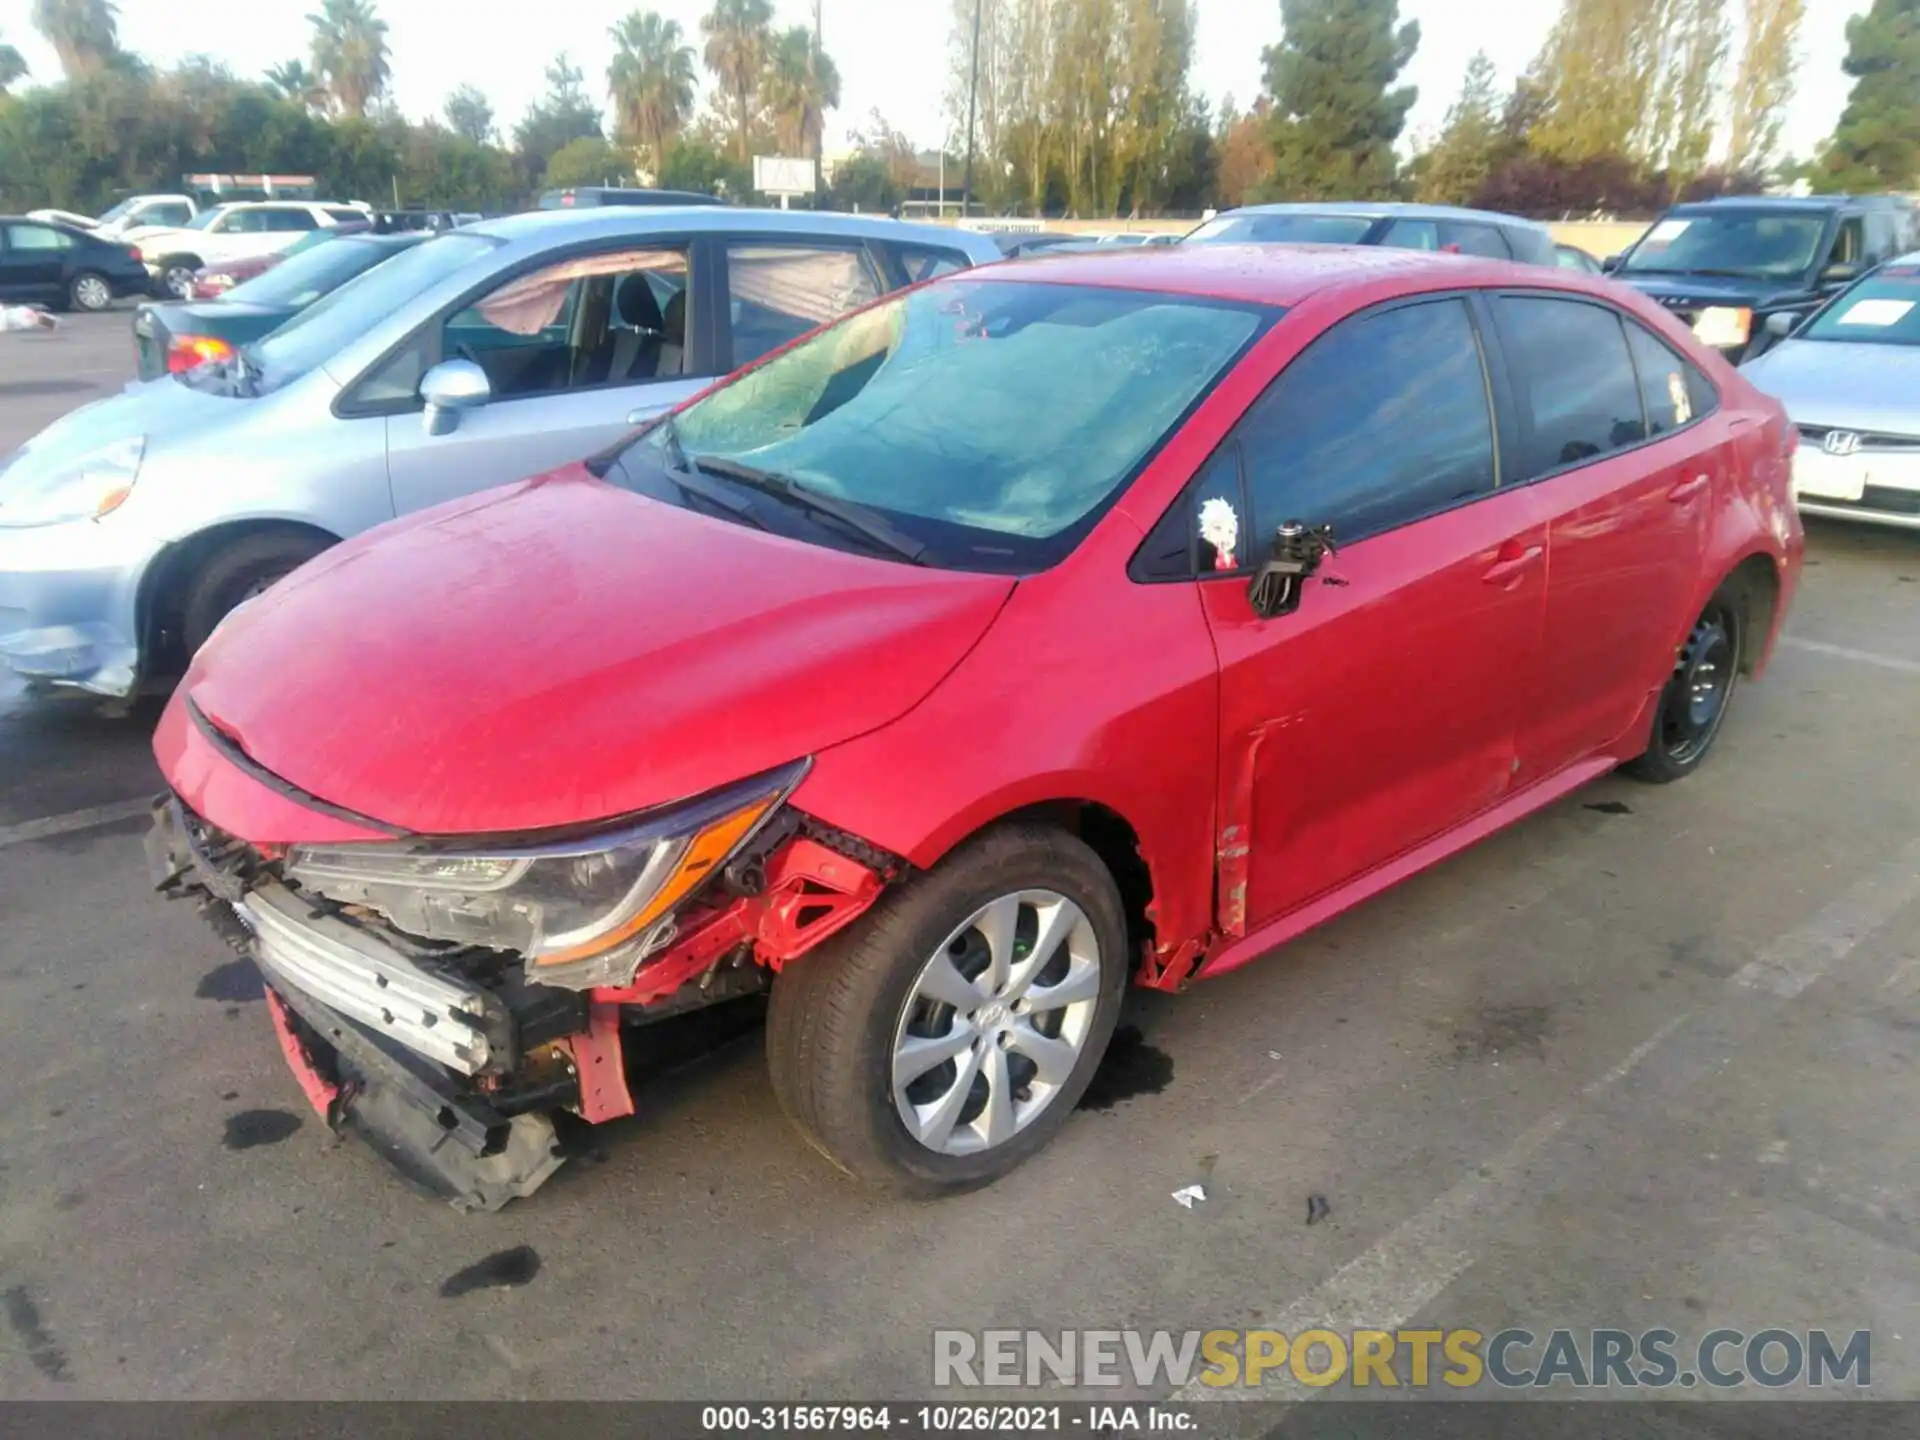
[[2, 311, 1918, 1406]]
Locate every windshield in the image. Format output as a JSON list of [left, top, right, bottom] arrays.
[[1799, 266, 1920, 346], [245, 234, 499, 391], [182, 207, 229, 232], [1187, 213, 1375, 246], [95, 197, 140, 224], [615, 278, 1272, 572], [1622, 212, 1826, 278], [225, 237, 410, 309]]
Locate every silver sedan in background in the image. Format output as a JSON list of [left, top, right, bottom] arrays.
[[1742, 253, 1920, 531], [0, 207, 998, 697]]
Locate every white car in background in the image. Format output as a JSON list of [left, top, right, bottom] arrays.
[[131, 201, 371, 298], [92, 193, 201, 237], [1743, 251, 1920, 531]]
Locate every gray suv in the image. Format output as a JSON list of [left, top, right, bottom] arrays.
[[1186, 202, 1557, 266]]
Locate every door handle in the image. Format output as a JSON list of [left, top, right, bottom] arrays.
[[1482, 544, 1543, 586], [1667, 474, 1711, 503]]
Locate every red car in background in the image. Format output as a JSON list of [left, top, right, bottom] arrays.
[[147, 246, 1801, 1207], [187, 221, 369, 298]]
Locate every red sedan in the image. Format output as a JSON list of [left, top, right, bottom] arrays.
[[147, 246, 1802, 1206]]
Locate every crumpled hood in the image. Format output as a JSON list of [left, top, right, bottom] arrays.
[[176, 467, 1016, 837], [1742, 339, 1920, 435]]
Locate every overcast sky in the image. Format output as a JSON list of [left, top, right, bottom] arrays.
[[0, 0, 1865, 163]]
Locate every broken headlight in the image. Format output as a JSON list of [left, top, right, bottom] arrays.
[[284, 760, 805, 989]]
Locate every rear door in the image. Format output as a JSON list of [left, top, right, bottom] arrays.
[[1195, 294, 1550, 930], [1489, 294, 1716, 781], [0, 223, 70, 300], [375, 238, 712, 515]]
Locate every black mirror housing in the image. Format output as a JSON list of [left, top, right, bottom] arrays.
[[1248, 522, 1337, 619]]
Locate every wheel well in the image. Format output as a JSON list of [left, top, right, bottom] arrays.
[[1726, 553, 1780, 677], [138, 519, 340, 679], [156, 252, 203, 272], [999, 800, 1157, 967]]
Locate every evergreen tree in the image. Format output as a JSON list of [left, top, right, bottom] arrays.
[[1417, 50, 1501, 204], [1260, 0, 1419, 200], [1822, 0, 1920, 190]]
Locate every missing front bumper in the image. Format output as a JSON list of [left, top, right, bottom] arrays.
[[267, 977, 566, 1212]]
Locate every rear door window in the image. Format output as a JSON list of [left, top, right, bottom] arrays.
[[265, 208, 319, 232], [725, 242, 883, 367], [1623, 322, 1715, 435], [1493, 296, 1646, 476], [6, 224, 72, 251], [1440, 222, 1512, 259], [1236, 297, 1498, 545], [1380, 218, 1439, 251], [893, 244, 973, 283]]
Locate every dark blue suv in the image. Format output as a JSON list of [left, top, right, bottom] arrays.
[[1605, 195, 1918, 363]]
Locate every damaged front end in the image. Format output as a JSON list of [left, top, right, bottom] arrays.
[[147, 764, 896, 1210]]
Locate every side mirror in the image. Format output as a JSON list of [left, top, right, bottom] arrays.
[[1819, 262, 1860, 290], [420, 358, 490, 436], [1764, 311, 1797, 339], [1601, 253, 1622, 273], [1248, 522, 1337, 620]]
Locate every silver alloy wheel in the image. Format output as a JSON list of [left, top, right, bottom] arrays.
[[73, 274, 111, 310], [164, 266, 194, 299], [890, 889, 1102, 1156]]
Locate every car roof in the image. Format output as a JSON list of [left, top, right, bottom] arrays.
[[468, 205, 1001, 255], [983, 242, 1575, 307], [1668, 194, 1906, 212], [1217, 201, 1550, 232]]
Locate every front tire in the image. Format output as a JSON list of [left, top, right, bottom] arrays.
[[180, 532, 331, 656], [1625, 586, 1743, 784], [767, 823, 1127, 1195]]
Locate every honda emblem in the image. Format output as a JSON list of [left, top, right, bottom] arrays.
[[1822, 430, 1862, 457]]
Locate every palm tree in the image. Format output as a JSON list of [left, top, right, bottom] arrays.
[[265, 58, 326, 113], [763, 26, 839, 160], [307, 0, 390, 119], [30, 0, 118, 79], [608, 11, 696, 178], [0, 31, 27, 90], [700, 0, 774, 163]]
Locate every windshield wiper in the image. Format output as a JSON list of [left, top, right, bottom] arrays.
[[690, 454, 932, 565]]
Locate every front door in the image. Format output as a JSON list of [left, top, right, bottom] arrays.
[[1484, 295, 1714, 781], [380, 241, 707, 516], [1199, 295, 1549, 930]]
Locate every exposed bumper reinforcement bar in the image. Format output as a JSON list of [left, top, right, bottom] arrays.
[[241, 880, 508, 1076]]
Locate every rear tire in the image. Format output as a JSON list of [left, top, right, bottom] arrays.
[[180, 532, 331, 656], [69, 271, 112, 312], [157, 260, 198, 300], [767, 823, 1127, 1196], [1625, 585, 1743, 784]]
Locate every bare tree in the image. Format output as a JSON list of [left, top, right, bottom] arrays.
[[1727, 0, 1804, 173]]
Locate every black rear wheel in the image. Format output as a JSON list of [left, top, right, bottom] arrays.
[[1625, 590, 1742, 784]]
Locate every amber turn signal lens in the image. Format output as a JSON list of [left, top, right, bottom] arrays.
[[532, 798, 774, 967]]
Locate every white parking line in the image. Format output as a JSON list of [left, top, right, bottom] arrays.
[[1781, 636, 1920, 675], [1729, 836, 1920, 998], [1173, 1012, 1691, 1403], [0, 797, 152, 851], [1183, 831, 1920, 1404]]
